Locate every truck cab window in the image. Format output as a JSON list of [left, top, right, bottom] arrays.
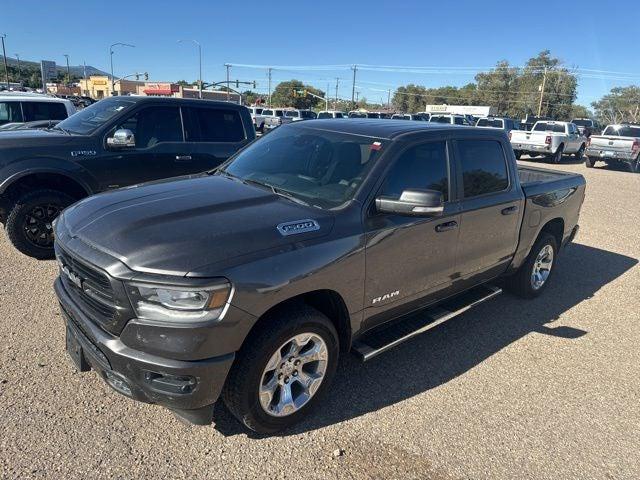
[[112, 106, 183, 148], [455, 140, 509, 197], [380, 141, 449, 201], [0, 102, 23, 125], [185, 108, 245, 142]]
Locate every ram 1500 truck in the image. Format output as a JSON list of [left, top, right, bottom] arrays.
[[511, 120, 586, 163], [0, 96, 255, 259], [585, 123, 640, 172], [53, 120, 585, 433]]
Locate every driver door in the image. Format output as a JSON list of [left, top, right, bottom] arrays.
[[363, 140, 460, 326], [91, 105, 187, 190]]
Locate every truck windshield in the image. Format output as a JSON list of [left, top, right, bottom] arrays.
[[55, 97, 135, 135], [220, 126, 385, 209], [604, 126, 640, 137], [533, 122, 565, 133], [571, 119, 593, 127]]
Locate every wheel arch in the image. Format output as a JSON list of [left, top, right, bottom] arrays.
[[538, 217, 564, 251], [0, 169, 92, 201]]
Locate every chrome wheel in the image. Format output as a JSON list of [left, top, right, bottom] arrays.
[[531, 244, 554, 290], [259, 333, 328, 417]]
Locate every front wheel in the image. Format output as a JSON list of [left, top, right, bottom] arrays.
[[5, 189, 75, 259], [585, 156, 596, 168], [222, 305, 339, 433], [506, 232, 558, 299]]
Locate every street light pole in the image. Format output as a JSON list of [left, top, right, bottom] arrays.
[[15, 53, 21, 81], [63, 54, 70, 85], [225, 63, 231, 101], [351, 65, 357, 109], [109, 42, 135, 96], [267, 67, 272, 107], [178, 40, 202, 99], [0, 34, 9, 89]]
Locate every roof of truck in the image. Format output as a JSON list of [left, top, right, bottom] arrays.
[[287, 118, 484, 140]]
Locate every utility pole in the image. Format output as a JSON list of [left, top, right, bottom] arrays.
[[537, 66, 547, 117], [351, 65, 357, 109], [15, 53, 21, 80], [387, 89, 391, 109], [225, 63, 231, 101], [63, 54, 70, 85], [1, 34, 9, 89], [267, 67, 272, 107], [82, 61, 87, 96]]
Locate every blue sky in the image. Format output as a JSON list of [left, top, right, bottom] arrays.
[[2, 0, 638, 106]]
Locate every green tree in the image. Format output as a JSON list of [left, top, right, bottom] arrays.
[[270, 79, 325, 109], [591, 86, 640, 124]]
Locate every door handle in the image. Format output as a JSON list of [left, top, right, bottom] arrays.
[[501, 206, 519, 215], [175, 155, 192, 162], [435, 221, 458, 233]]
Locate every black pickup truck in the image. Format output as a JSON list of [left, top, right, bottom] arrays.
[[0, 96, 255, 258], [53, 119, 585, 433]]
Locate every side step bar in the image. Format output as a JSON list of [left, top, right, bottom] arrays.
[[352, 285, 502, 361]]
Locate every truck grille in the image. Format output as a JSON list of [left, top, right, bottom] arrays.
[[56, 247, 116, 324]]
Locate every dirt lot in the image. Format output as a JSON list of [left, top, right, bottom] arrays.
[[0, 158, 638, 480]]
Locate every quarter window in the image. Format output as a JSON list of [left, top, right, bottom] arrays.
[[186, 107, 245, 142], [380, 141, 449, 201], [455, 140, 509, 198]]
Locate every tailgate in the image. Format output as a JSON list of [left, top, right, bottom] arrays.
[[588, 136, 634, 154], [511, 131, 548, 145]]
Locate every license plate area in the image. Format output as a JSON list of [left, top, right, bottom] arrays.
[[66, 326, 91, 372]]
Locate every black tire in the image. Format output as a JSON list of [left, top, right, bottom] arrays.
[[629, 159, 639, 173], [5, 189, 74, 259], [506, 232, 558, 299], [551, 145, 564, 164], [574, 143, 585, 159], [514, 150, 522, 160], [584, 156, 596, 168], [222, 304, 339, 433]]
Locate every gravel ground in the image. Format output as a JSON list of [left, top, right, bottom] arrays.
[[0, 157, 638, 480]]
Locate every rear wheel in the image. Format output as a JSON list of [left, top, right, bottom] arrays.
[[629, 159, 639, 173], [584, 156, 596, 168], [551, 145, 564, 164], [507, 232, 558, 299], [5, 189, 74, 259], [222, 305, 339, 433], [514, 150, 523, 160]]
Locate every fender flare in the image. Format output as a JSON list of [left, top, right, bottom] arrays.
[[0, 164, 94, 196]]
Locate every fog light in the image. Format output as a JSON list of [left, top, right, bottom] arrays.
[[104, 370, 132, 396], [144, 371, 197, 394]]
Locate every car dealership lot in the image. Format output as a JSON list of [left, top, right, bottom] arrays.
[[0, 159, 638, 479]]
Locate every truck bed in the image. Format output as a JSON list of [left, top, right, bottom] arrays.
[[517, 165, 584, 196]]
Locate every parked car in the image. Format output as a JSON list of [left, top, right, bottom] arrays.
[[391, 113, 427, 121], [510, 121, 587, 163], [262, 108, 293, 131], [284, 109, 317, 121], [247, 106, 266, 133], [429, 114, 473, 126], [585, 123, 640, 172], [475, 116, 520, 136], [570, 118, 596, 137], [0, 93, 76, 128], [0, 96, 255, 258], [348, 111, 368, 118], [53, 118, 585, 433], [317, 110, 346, 119], [0, 119, 62, 131]]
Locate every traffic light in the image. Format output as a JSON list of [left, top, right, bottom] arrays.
[[235, 80, 239, 88], [252, 81, 256, 89], [144, 72, 149, 81]]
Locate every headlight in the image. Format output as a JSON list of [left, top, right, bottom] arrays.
[[126, 280, 233, 324]]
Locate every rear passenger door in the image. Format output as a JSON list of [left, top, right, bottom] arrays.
[[182, 106, 250, 174], [452, 138, 523, 282]]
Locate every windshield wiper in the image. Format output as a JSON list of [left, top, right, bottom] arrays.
[[51, 124, 70, 135]]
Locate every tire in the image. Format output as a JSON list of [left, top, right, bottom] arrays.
[[629, 159, 639, 173], [514, 150, 522, 160], [584, 156, 596, 168], [551, 144, 564, 164], [574, 143, 585, 159], [5, 189, 75, 259], [506, 232, 558, 299], [222, 304, 339, 433]]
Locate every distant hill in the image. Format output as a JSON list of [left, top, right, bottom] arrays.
[[4, 56, 109, 77]]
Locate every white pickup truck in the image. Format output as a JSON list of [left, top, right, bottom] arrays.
[[246, 106, 266, 133], [585, 124, 640, 172], [511, 121, 587, 163]]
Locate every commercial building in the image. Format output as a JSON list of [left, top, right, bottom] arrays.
[[137, 83, 241, 103], [78, 75, 145, 99]]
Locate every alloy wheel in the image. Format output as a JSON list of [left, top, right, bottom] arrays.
[[531, 244, 554, 290], [22, 204, 60, 248]]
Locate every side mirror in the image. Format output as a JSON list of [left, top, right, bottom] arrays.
[[376, 189, 444, 216], [107, 129, 135, 148]]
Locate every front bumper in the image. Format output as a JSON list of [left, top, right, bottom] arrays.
[[512, 142, 553, 154], [55, 277, 235, 424], [585, 148, 637, 163]]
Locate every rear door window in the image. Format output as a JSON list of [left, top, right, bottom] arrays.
[[186, 107, 245, 142], [22, 102, 68, 121], [455, 139, 509, 198], [0, 101, 24, 125]]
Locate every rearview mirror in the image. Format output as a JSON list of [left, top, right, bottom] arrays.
[[107, 129, 135, 148], [376, 189, 444, 216]]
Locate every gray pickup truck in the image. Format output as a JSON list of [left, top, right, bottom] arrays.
[[53, 120, 585, 433]]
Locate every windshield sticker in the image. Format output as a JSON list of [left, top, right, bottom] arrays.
[[371, 141, 382, 151]]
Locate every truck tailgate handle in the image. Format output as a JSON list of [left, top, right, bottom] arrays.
[[175, 155, 192, 162], [435, 221, 458, 233], [501, 206, 519, 215]]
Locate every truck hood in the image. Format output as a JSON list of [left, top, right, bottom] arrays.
[[0, 128, 76, 150], [60, 174, 335, 276]]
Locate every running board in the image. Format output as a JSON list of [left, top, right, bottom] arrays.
[[352, 285, 502, 361]]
